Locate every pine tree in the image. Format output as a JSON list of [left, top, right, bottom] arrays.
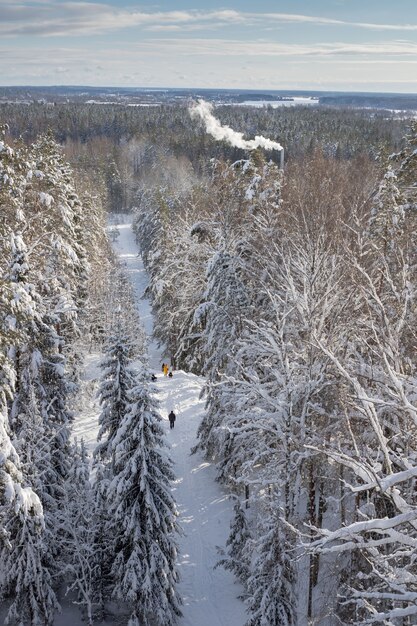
[[0, 353, 22, 546], [194, 249, 251, 457], [9, 224, 74, 561], [2, 199, 69, 625], [245, 506, 295, 626], [1, 483, 59, 626], [1, 125, 109, 624], [91, 460, 113, 621], [0, 130, 48, 591], [95, 327, 137, 467], [108, 362, 182, 626], [107, 270, 147, 359], [62, 440, 96, 626], [216, 499, 252, 591]]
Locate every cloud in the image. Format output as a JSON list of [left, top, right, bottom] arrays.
[[0, 4, 252, 38], [1, 41, 416, 92], [1, 3, 417, 37], [0, 3, 204, 36], [261, 13, 417, 32], [2, 39, 417, 86], [3, 38, 417, 67], [132, 38, 417, 58]]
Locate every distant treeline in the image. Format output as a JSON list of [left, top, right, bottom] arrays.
[[0, 101, 408, 164], [320, 93, 417, 109]]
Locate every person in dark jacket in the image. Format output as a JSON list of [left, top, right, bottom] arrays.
[[168, 410, 176, 429]]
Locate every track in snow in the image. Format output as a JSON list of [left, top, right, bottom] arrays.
[[112, 215, 246, 626]]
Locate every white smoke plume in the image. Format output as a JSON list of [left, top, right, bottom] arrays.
[[190, 99, 283, 152]]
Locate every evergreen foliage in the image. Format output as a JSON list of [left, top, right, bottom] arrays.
[[0, 126, 106, 624], [62, 440, 96, 625], [1, 487, 59, 626], [133, 132, 415, 623], [91, 460, 113, 621], [95, 327, 137, 467], [1, 96, 416, 625], [245, 508, 295, 626], [216, 499, 252, 589], [107, 362, 182, 626]]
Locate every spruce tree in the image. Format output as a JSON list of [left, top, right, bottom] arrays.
[[216, 498, 252, 591], [1, 482, 59, 626], [0, 353, 22, 546], [108, 362, 182, 626], [62, 440, 96, 625], [195, 250, 251, 456], [3, 218, 64, 625], [95, 327, 137, 467], [91, 460, 113, 621], [0, 130, 45, 580], [245, 506, 295, 626]]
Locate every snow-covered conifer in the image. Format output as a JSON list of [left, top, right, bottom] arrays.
[[5, 216, 73, 603], [216, 498, 252, 590], [0, 484, 59, 626], [0, 353, 23, 546], [91, 460, 113, 621], [108, 269, 147, 358], [95, 326, 137, 466], [108, 362, 182, 626], [245, 505, 295, 626], [0, 130, 43, 559], [195, 249, 251, 456], [62, 440, 96, 625], [1, 347, 58, 626]]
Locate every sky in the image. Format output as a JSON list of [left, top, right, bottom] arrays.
[[1, 0, 417, 92]]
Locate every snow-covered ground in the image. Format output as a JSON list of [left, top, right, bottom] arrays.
[[149, 370, 247, 626], [72, 215, 246, 625], [226, 96, 319, 108]]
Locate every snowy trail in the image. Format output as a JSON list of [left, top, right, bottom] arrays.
[[112, 215, 247, 626], [112, 219, 160, 370]]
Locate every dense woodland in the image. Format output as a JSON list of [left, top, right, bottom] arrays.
[[0, 101, 416, 625], [132, 131, 416, 624], [1, 101, 407, 210]]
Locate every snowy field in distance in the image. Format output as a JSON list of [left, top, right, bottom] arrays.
[[229, 96, 319, 108]]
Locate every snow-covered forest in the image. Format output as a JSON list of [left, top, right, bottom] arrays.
[[0, 100, 416, 626]]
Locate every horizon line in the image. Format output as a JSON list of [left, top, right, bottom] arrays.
[[1, 84, 417, 97]]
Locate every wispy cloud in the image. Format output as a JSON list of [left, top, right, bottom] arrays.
[[1, 41, 416, 90], [2, 38, 417, 67], [1, 2, 416, 90], [132, 38, 417, 58], [0, 4, 252, 37], [261, 13, 417, 32], [1, 2, 417, 37]]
